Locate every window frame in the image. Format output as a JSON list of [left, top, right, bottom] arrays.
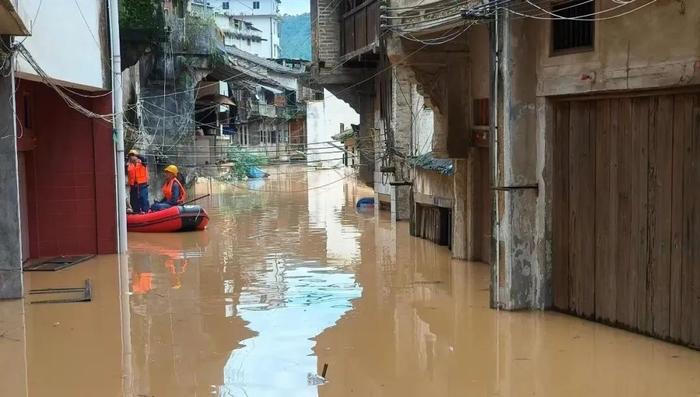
[[253, 1, 260, 10], [549, 0, 596, 57]]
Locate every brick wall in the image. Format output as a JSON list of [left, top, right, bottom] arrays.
[[311, 0, 342, 68]]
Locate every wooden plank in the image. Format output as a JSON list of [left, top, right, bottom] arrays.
[[355, 8, 367, 49], [690, 102, 700, 347], [569, 101, 596, 317], [616, 97, 635, 327], [553, 103, 571, 311], [669, 95, 688, 341], [649, 95, 674, 337], [366, 1, 379, 44], [608, 98, 620, 322], [680, 96, 697, 344], [632, 97, 650, 333], [343, 17, 354, 54], [595, 99, 615, 323], [568, 102, 582, 314]]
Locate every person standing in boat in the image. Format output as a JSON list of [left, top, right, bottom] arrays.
[[151, 165, 187, 211], [126, 149, 150, 213]]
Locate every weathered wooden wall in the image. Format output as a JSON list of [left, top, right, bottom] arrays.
[[553, 91, 700, 349], [415, 204, 451, 248]]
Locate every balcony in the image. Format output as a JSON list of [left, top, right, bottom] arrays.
[[250, 104, 277, 118], [276, 104, 306, 120], [341, 0, 379, 58], [0, 0, 30, 35]]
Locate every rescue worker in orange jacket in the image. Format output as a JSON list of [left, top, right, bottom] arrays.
[[126, 149, 150, 213], [151, 165, 187, 211]]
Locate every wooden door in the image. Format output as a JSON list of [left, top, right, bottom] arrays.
[[553, 93, 700, 348]]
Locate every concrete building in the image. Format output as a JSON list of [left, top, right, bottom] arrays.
[[310, 0, 380, 187], [313, 0, 700, 349], [214, 13, 267, 55], [306, 89, 360, 167], [0, 0, 116, 299], [208, 0, 281, 59], [227, 55, 309, 159]]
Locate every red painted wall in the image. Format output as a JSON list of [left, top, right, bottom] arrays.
[[17, 80, 116, 258]]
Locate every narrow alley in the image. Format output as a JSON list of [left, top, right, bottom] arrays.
[[2, 1, 700, 395], [2, 167, 699, 396]]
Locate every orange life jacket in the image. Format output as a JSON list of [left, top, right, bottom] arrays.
[[132, 272, 153, 294], [162, 177, 187, 205], [127, 162, 149, 186]]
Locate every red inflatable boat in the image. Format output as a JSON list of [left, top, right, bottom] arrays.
[[127, 205, 209, 233]]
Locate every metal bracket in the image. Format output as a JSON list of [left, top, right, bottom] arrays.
[[491, 184, 538, 191], [30, 279, 92, 304]]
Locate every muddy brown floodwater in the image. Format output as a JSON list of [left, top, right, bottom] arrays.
[[1, 166, 700, 397]]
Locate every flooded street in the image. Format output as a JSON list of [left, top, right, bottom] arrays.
[[2, 166, 700, 397]]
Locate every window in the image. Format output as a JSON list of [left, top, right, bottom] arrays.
[[551, 1, 594, 54], [222, 1, 229, 9], [253, 1, 260, 9]]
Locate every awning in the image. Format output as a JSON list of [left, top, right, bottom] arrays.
[[259, 84, 283, 95], [408, 153, 454, 176], [196, 94, 236, 106]]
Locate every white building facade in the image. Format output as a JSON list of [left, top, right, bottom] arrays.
[[306, 89, 359, 167], [208, 0, 281, 59], [214, 14, 268, 55]]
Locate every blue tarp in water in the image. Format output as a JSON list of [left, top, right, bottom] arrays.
[[356, 197, 375, 207], [247, 167, 268, 179]]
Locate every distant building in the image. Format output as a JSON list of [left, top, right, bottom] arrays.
[[306, 90, 359, 167], [208, 0, 281, 58], [214, 14, 267, 55]]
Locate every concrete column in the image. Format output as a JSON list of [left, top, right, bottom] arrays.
[[491, 13, 546, 310], [390, 65, 413, 221], [358, 95, 375, 187], [390, 185, 410, 221], [465, 147, 481, 260], [452, 159, 468, 259], [0, 37, 23, 299]]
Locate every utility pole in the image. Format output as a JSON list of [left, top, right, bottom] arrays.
[[109, 0, 128, 253]]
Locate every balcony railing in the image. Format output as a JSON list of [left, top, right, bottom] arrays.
[[250, 104, 277, 118], [341, 0, 379, 57], [276, 104, 305, 119]]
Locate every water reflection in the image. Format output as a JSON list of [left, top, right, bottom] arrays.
[[222, 266, 361, 396]]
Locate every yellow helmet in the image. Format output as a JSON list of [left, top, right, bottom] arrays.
[[128, 149, 138, 156], [164, 165, 178, 174]]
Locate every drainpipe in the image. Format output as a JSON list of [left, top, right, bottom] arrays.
[[109, 0, 127, 253]]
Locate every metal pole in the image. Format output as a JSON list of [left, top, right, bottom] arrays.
[[109, 0, 128, 253]]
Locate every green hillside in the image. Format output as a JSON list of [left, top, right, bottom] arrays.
[[280, 13, 311, 60]]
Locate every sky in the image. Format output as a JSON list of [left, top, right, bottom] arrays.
[[279, 0, 310, 15]]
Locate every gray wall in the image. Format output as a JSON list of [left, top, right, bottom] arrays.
[[0, 36, 24, 299]]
